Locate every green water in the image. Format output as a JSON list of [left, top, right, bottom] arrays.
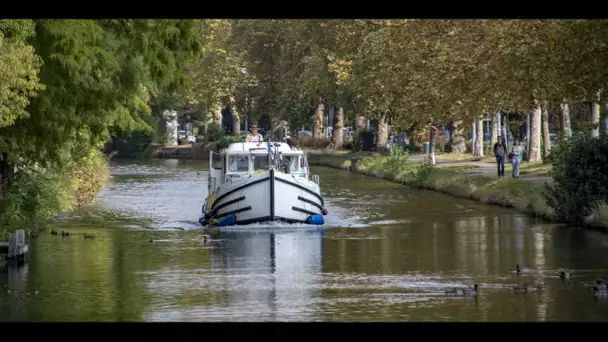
[[2, 158, 608, 321]]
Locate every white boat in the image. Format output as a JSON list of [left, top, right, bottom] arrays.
[[199, 141, 328, 227]]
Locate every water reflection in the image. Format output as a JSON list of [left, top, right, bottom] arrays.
[[0, 265, 29, 321], [99, 159, 208, 230], [143, 230, 323, 321]]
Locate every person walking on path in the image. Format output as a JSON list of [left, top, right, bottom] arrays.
[[510, 139, 524, 178], [493, 136, 507, 178]]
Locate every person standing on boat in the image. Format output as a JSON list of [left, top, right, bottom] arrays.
[[246, 124, 264, 143]]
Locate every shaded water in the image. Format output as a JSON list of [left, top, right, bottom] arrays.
[[2, 158, 608, 321]]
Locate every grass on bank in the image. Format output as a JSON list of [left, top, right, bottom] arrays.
[[435, 152, 482, 162], [518, 163, 552, 176], [308, 153, 553, 220]]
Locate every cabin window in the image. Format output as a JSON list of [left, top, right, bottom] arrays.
[[281, 155, 299, 173], [211, 152, 223, 170], [252, 155, 269, 170], [301, 154, 309, 168], [227, 155, 250, 172]]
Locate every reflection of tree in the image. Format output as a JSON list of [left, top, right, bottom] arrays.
[[22, 228, 223, 321], [27, 230, 117, 321], [318, 213, 592, 321], [0, 265, 28, 321]]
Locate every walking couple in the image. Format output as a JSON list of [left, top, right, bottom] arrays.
[[493, 137, 524, 178]]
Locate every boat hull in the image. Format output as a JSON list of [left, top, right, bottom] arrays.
[[200, 169, 326, 226]]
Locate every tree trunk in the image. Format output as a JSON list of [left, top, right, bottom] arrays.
[[497, 112, 502, 141], [0, 152, 13, 190], [542, 101, 551, 160], [448, 120, 466, 153], [328, 105, 335, 136], [490, 115, 498, 147], [526, 113, 531, 160], [471, 123, 477, 156], [591, 90, 601, 138], [233, 115, 241, 136], [604, 104, 608, 136], [314, 98, 325, 139], [528, 103, 542, 162], [502, 115, 508, 145], [267, 116, 274, 138], [429, 124, 436, 165], [356, 116, 366, 133], [560, 100, 572, 137], [230, 96, 241, 136], [474, 119, 484, 157], [213, 104, 222, 126], [377, 117, 388, 148], [335, 107, 345, 149]]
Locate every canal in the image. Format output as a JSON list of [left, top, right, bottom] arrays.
[[1, 158, 608, 321]]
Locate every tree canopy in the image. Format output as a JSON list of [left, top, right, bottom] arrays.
[[170, 19, 608, 138], [3, 19, 608, 164]]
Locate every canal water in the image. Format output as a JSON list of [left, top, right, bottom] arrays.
[[1, 158, 608, 321]]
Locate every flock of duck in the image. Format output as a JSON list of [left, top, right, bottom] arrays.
[[49, 229, 212, 244], [444, 264, 608, 298], [50, 229, 96, 239]]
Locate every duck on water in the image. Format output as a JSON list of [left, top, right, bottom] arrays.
[[199, 141, 328, 227]]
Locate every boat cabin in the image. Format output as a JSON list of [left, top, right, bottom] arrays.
[[208, 142, 310, 193]]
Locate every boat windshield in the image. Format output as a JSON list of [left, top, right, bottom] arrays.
[[227, 155, 250, 172], [252, 154, 270, 171], [300, 154, 309, 168], [281, 155, 300, 173]]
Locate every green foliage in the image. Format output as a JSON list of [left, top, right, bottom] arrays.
[[0, 19, 201, 168], [216, 134, 246, 150], [0, 19, 44, 129], [0, 146, 108, 239], [0, 167, 70, 239], [544, 135, 608, 225], [384, 146, 410, 173], [112, 130, 156, 158], [69, 148, 110, 207], [205, 123, 223, 142], [0, 19, 203, 235]]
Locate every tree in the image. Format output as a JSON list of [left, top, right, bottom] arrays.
[[0, 20, 44, 129], [560, 101, 573, 137], [542, 102, 552, 159], [0, 19, 203, 235]]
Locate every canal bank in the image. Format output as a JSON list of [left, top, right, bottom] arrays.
[[307, 152, 608, 233], [148, 144, 207, 160]]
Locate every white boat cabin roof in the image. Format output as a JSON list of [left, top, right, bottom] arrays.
[[223, 142, 303, 155]]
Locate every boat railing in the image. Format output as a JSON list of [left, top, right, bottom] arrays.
[[312, 174, 320, 185]]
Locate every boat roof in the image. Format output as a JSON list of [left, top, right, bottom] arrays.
[[223, 142, 304, 154]]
